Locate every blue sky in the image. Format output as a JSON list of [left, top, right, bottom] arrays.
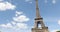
[[0, 0, 60, 32]]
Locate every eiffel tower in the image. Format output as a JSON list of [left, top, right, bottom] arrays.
[[31, 0, 49, 32]]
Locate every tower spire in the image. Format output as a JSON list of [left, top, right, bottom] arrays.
[[36, 0, 41, 18]]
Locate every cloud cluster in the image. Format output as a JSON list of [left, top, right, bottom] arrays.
[[13, 11, 29, 22], [13, 15, 29, 22], [0, 0, 30, 32], [0, 1, 16, 11], [0, 23, 13, 28], [0, 11, 30, 29]]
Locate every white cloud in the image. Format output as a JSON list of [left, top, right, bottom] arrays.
[[6, 23, 13, 28], [52, 0, 56, 4], [0, 23, 28, 29], [0, 11, 30, 29], [11, 21, 16, 25], [13, 11, 29, 22], [0, 2, 16, 11], [58, 20, 60, 25], [16, 23, 28, 29], [0, 11, 30, 28], [0, 23, 13, 28], [0, 27, 31, 32], [13, 15, 29, 22], [0, 11, 30, 32], [15, 11, 23, 16]]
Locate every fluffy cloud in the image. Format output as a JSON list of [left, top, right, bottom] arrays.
[[16, 23, 28, 29], [0, 23, 13, 28], [13, 15, 29, 22], [0, 11, 30, 29], [0, 23, 28, 29], [13, 11, 29, 22], [0, 2, 16, 11], [52, 0, 56, 4]]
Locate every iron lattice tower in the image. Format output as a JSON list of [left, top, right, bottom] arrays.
[[31, 0, 49, 32]]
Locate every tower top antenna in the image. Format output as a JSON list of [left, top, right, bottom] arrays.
[[36, 0, 41, 18]]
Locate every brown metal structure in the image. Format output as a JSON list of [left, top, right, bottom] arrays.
[[32, 0, 49, 32]]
